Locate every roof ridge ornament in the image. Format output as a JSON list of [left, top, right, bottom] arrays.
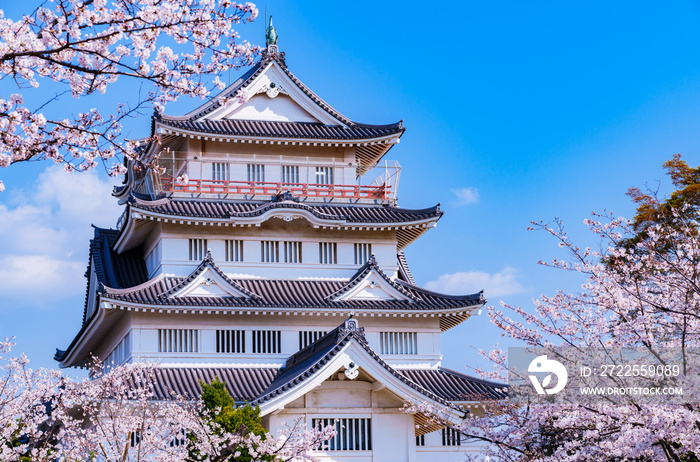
[[262, 16, 286, 67], [265, 16, 278, 47]]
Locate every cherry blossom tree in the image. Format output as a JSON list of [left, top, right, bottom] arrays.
[[0, 0, 260, 192], [0, 341, 334, 461], [446, 176, 700, 460]]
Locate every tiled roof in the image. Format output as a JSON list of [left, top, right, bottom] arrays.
[[90, 227, 147, 289], [83, 227, 147, 324], [131, 197, 442, 224], [157, 117, 403, 141], [399, 368, 508, 401], [249, 318, 463, 410], [102, 257, 482, 312], [247, 318, 506, 410], [149, 367, 277, 402]]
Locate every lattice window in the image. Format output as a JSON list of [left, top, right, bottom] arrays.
[[261, 241, 280, 262], [354, 243, 372, 265], [314, 166, 334, 185], [216, 330, 245, 353], [282, 165, 299, 184], [188, 239, 207, 261], [170, 430, 188, 447], [130, 431, 140, 447], [379, 332, 417, 355], [312, 418, 372, 451], [284, 241, 302, 263], [319, 242, 337, 264], [247, 164, 265, 182], [441, 427, 462, 447], [212, 162, 229, 181], [299, 330, 327, 350], [158, 329, 199, 353], [416, 434, 425, 447], [252, 330, 281, 353], [225, 239, 244, 262]]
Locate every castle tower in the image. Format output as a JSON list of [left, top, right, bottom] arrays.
[[56, 35, 506, 461]]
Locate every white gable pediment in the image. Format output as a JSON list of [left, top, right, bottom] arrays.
[[225, 94, 319, 123], [334, 269, 411, 302], [202, 61, 345, 126], [170, 267, 248, 299]]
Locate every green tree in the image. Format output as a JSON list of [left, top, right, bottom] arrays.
[[189, 378, 271, 462]]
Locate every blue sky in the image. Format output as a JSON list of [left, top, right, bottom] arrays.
[[1, 1, 700, 376]]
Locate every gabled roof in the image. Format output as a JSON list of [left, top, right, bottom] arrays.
[[100, 254, 484, 328], [326, 255, 416, 302], [157, 251, 261, 301], [240, 318, 507, 420], [250, 318, 463, 411], [154, 49, 404, 141]]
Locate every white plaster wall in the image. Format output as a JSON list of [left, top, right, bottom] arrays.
[[125, 313, 445, 367], [154, 223, 399, 280], [373, 413, 414, 462]]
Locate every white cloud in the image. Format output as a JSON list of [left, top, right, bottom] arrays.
[[425, 266, 526, 298], [451, 186, 480, 207], [0, 166, 122, 306]]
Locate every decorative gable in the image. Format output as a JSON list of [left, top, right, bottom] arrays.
[[169, 266, 250, 298], [225, 93, 319, 123], [333, 268, 411, 302], [200, 61, 345, 126]]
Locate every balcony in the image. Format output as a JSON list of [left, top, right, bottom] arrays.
[[152, 152, 401, 203]]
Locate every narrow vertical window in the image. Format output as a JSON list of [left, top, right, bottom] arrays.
[[158, 329, 198, 353], [312, 418, 372, 451], [247, 164, 265, 182], [261, 241, 280, 262], [441, 427, 462, 446], [380, 332, 417, 355], [284, 241, 302, 263], [282, 165, 300, 184], [416, 434, 425, 447], [225, 240, 244, 262], [299, 330, 327, 350], [211, 162, 229, 181], [315, 166, 333, 185], [252, 330, 281, 353], [319, 242, 337, 264], [354, 243, 372, 265], [188, 239, 207, 261], [216, 330, 245, 353]]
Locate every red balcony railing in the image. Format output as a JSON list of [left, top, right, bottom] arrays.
[[160, 178, 391, 200]]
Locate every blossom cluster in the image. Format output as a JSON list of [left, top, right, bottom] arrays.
[[0, 341, 334, 461], [422, 211, 700, 461], [0, 0, 260, 191]]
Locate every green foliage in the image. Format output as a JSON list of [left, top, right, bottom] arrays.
[[200, 379, 267, 438], [188, 377, 271, 462]]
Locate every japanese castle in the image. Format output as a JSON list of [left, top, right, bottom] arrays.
[[56, 24, 506, 461]]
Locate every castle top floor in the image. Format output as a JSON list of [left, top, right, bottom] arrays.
[[117, 45, 405, 205]]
